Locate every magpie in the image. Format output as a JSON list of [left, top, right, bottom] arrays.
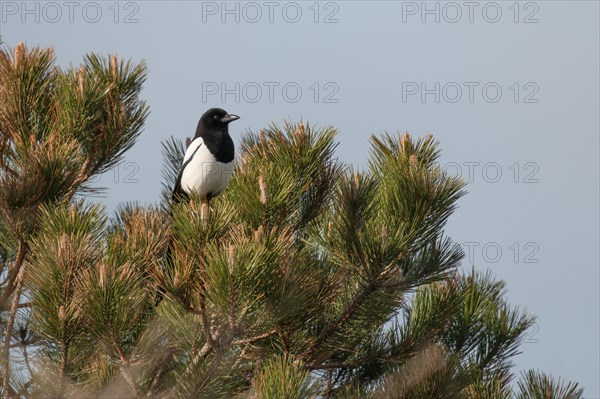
[[172, 108, 239, 203]]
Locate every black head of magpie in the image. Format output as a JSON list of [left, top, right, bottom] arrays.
[[172, 108, 240, 203]]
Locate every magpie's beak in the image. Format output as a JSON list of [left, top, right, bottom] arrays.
[[220, 114, 240, 123]]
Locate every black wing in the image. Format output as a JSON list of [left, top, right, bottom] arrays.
[[171, 169, 187, 203], [171, 141, 203, 203]]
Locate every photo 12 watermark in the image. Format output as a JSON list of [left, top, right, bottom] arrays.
[[524, 323, 540, 343], [88, 161, 140, 185], [201, 81, 340, 104], [400, 1, 540, 24], [436, 161, 540, 184], [402, 82, 540, 104], [1, 1, 140, 24], [459, 241, 540, 264], [199, 1, 340, 24]]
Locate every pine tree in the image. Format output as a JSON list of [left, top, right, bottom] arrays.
[[0, 43, 584, 399]]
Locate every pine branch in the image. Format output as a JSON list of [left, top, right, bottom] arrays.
[[516, 370, 583, 399], [112, 336, 139, 396], [307, 277, 382, 365], [1, 239, 27, 398], [65, 156, 92, 201], [20, 343, 33, 384], [199, 302, 216, 353], [146, 346, 175, 398], [233, 329, 277, 346], [58, 341, 69, 397], [0, 239, 26, 310]]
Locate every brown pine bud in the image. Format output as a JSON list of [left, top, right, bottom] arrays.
[[228, 244, 235, 273], [14, 42, 24, 68], [174, 270, 180, 288], [201, 201, 209, 225], [259, 175, 267, 205], [259, 130, 266, 145], [110, 54, 118, 77], [410, 154, 417, 166], [185, 137, 191, 148], [401, 132, 410, 153], [119, 102, 126, 126], [77, 66, 85, 96], [59, 233, 68, 252], [98, 264, 106, 288], [295, 122, 305, 138], [254, 225, 264, 241], [58, 305, 66, 321]]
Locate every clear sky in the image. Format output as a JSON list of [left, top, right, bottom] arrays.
[[2, 0, 598, 395]]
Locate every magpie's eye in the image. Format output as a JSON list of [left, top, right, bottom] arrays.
[[214, 115, 219, 120]]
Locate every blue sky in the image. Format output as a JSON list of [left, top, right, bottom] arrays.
[[2, 1, 599, 395]]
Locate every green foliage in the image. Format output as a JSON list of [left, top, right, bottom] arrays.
[[515, 370, 583, 399], [354, 271, 535, 398], [0, 42, 149, 397], [227, 122, 341, 233], [26, 201, 105, 346], [250, 354, 320, 399], [0, 42, 584, 398]]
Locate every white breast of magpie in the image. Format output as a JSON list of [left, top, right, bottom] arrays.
[[177, 137, 234, 199]]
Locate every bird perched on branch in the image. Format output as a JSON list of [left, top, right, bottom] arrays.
[[172, 108, 239, 204]]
